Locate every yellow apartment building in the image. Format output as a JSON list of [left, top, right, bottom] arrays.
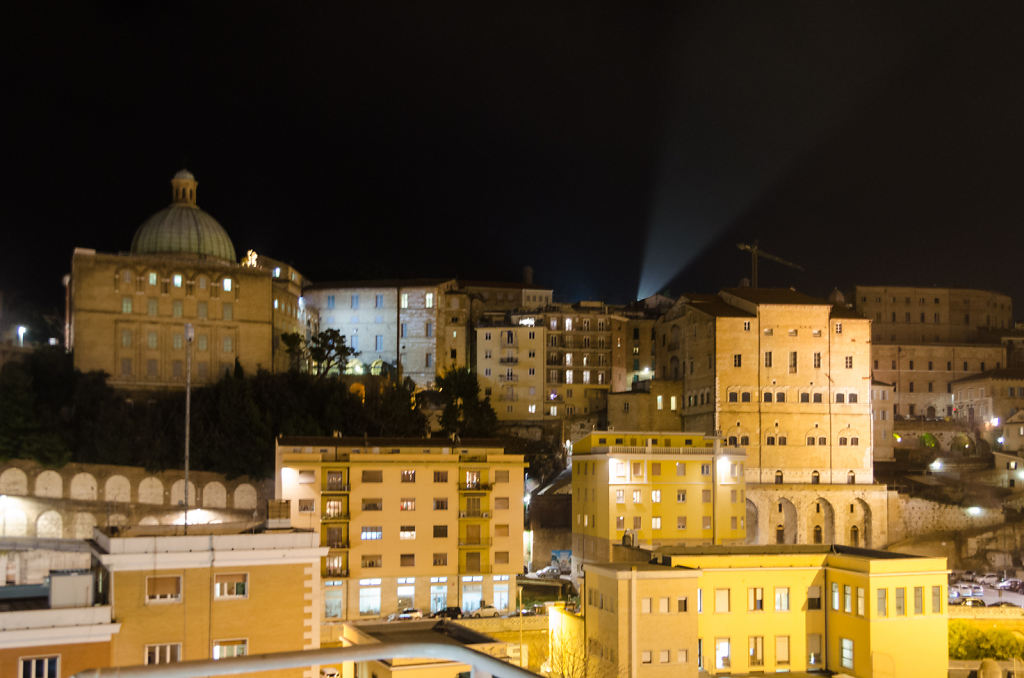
[[475, 320, 547, 421], [274, 436, 525, 632], [578, 545, 948, 678], [570, 431, 747, 568], [91, 523, 326, 678], [66, 170, 315, 389]]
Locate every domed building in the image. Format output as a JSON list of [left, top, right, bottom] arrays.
[[66, 171, 316, 389]]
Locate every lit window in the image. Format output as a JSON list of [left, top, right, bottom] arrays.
[[425, 292, 434, 308], [214, 573, 248, 599], [145, 644, 180, 665], [122, 297, 133, 314], [146, 575, 181, 602], [222, 278, 232, 292], [840, 638, 854, 669], [148, 272, 158, 286], [173, 274, 183, 288]]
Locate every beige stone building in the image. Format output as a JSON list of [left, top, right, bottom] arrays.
[[606, 381, 683, 431], [870, 380, 896, 461], [855, 285, 1013, 344], [66, 170, 315, 389], [644, 288, 889, 548], [951, 368, 1024, 434], [274, 436, 525, 632]]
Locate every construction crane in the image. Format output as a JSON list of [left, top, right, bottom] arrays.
[[737, 241, 804, 288]]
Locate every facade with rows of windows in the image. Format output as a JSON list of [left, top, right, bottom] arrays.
[[569, 431, 747, 570], [274, 436, 525, 638], [66, 170, 315, 389], [575, 545, 948, 678]]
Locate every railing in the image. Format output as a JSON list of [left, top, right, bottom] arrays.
[[459, 537, 492, 547], [460, 482, 492, 491], [459, 510, 491, 518], [325, 567, 348, 577], [323, 510, 350, 520], [73, 640, 542, 678], [325, 539, 349, 549], [325, 482, 350, 492], [498, 374, 518, 383], [498, 357, 518, 364]]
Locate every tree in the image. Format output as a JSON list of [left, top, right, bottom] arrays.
[[435, 367, 497, 438], [309, 329, 357, 377], [280, 332, 308, 372]]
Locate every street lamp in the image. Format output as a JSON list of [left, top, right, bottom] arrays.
[[16, 326, 26, 347], [184, 323, 194, 535]]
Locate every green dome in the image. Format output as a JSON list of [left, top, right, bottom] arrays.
[[130, 170, 237, 263]]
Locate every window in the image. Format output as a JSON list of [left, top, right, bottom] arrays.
[[361, 526, 383, 540], [877, 588, 887, 616], [775, 587, 789, 611], [215, 573, 247, 599], [676, 462, 686, 476], [433, 498, 448, 510], [844, 584, 852, 613], [832, 582, 840, 610], [433, 525, 448, 538], [633, 490, 642, 503], [749, 636, 764, 667], [148, 298, 158, 316], [914, 586, 923, 614], [222, 302, 233, 320], [748, 587, 764, 611], [375, 293, 384, 308], [764, 351, 772, 367], [495, 470, 509, 483], [932, 585, 942, 613], [401, 469, 416, 483], [840, 638, 854, 670], [652, 517, 662, 529], [776, 636, 790, 666], [297, 498, 314, 512], [223, 336, 233, 353], [813, 352, 821, 368], [434, 553, 448, 566], [733, 354, 741, 367], [702, 489, 711, 503], [400, 554, 415, 567], [652, 490, 661, 503], [495, 497, 510, 510], [122, 297, 133, 314], [641, 651, 652, 664], [895, 587, 905, 615], [400, 525, 416, 540], [362, 497, 383, 511], [425, 292, 434, 308], [433, 470, 448, 483], [677, 516, 687, 529], [20, 656, 59, 678], [857, 587, 865, 615], [807, 586, 821, 609], [835, 322, 843, 334], [495, 551, 509, 564], [147, 575, 182, 602], [400, 498, 416, 511], [715, 588, 730, 612], [145, 644, 181, 665], [362, 470, 383, 483], [789, 351, 797, 372], [359, 582, 382, 615], [213, 639, 246, 659], [361, 554, 382, 568]]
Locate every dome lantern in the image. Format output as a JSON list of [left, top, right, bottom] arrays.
[[171, 169, 198, 206]]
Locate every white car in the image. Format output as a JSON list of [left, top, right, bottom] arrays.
[[997, 579, 1021, 590], [955, 583, 974, 596], [978, 573, 1001, 586], [972, 584, 985, 597], [536, 565, 562, 579], [471, 604, 500, 618], [397, 608, 424, 620]]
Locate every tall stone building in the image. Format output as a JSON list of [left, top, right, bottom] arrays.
[[854, 286, 1008, 424], [653, 288, 888, 547], [65, 170, 315, 389]]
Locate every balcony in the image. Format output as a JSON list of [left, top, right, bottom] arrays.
[[325, 539, 349, 549], [323, 510, 350, 520], [325, 566, 349, 577], [325, 482, 350, 492], [498, 374, 518, 383], [459, 510, 491, 518], [459, 537, 492, 547], [460, 482, 492, 492], [498, 356, 519, 364]]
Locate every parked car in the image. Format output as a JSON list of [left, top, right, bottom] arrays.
[[996, 579, 1021, 590], [978, 573, 1001, 586], [471, 604, 500, 618], [948, 588, 960, 600], [955, 583, 974, 596], [397, 608, 424, 620], [536, 565, 562, 579], [972, 584, 985, 597], [430, 606, 463, 619], [960, 598, 987, 607], [962, 571, 978, 582]]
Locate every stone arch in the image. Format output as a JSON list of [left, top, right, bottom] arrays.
[[745, 499, 759, 544], [34, 470, 63, 498], [170, 480, 197, 507], [669, 356, 680, 380], [0, 468, 28, 495], [811, 471, 821, 485], [139, 516, 160, 526], [70, 472, 98, 501], [71, 512, 97, 539], [773, 497, 798, 544], [138, 477, 164, 505], [105, 475, 131, 503], [203, 481, 227, 508], [808, 497, 835, 544], [108, 513, 129, 528], [0, 505, 27, 536], [36, 510, 63, 538], [847, 498, 872, 548], [233, 483, 257, 510]]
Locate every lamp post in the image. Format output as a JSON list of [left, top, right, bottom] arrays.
[[518, 585, 524, 667], [17, 326, 26, 347], [184, 323, 194, 535]]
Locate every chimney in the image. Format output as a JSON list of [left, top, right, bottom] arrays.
[[523, 265, 534, 286]]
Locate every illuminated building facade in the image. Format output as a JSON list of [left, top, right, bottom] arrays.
[[579, 545, 948, 678], [570, 431, 747, 568], [475, 320, 547, 421], [66, 170, 315, 389], [274, 436, 525, 634]]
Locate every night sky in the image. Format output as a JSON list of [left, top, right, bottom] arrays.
[[5, 3, 1024, 324]]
